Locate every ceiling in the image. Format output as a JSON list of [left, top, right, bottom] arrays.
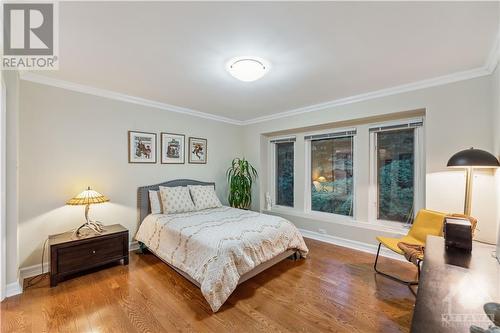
[[33, 1, 499, 122]]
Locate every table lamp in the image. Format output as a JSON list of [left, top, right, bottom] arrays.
[[67, 186, 109, 235], [314, 176, 327, 192], [317, 176, 327, 183], [447, 147, 499, 216]]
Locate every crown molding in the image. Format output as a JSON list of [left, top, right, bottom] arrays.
[[18, 72, 244, 126], [243, 65, 493, 125], [20, 59, 497, 127], [244, 26, 500, 125]]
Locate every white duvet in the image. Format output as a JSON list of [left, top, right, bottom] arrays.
[[135, 206, 309, 312]]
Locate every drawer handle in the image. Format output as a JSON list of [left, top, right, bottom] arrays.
[[92, 250, 96, 254]]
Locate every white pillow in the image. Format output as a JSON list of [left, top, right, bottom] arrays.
[[188, 185, 222, 210], [159, 186, 196, 214], [149, 190, 162, 214]]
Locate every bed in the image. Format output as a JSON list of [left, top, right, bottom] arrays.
[[135, 179, 309, 312]]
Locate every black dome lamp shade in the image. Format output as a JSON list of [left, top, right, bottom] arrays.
[[447, 147, 500, 216], [447, 147, 500, 168]]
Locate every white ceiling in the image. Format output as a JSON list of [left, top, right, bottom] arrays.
[[34, 1, 498, 122]]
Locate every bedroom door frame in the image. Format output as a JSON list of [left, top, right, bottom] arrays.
[[0, 76, 6, 301]]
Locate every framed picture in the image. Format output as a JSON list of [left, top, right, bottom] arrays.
[[128, 131, 157, 163], [188, 137, 207, 164], [161, 133, 185, 164]]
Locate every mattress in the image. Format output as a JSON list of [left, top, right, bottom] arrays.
[[135, 206, 308, 312]]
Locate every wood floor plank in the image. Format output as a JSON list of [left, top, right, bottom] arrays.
[[1, 238, 415, 332]]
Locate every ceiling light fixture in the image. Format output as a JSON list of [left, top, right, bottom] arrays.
[[226, 56, 270, 82]]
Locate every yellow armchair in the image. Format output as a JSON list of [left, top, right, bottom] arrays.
[[374, 209, 447, 289]]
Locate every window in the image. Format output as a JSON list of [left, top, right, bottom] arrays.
[[376, 129, 414, 222], [275, 141, 294, 207], [370, 120, 424, 224], [310, 135, 354, 216]]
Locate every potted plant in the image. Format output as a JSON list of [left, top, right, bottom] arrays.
[[226, 158, 258, 209]]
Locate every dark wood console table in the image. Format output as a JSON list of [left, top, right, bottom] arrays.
[[411, 235, 500, 332]]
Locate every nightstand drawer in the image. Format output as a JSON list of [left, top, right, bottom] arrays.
[[58, 236, 124, 273], [49, 224, 129, 287]]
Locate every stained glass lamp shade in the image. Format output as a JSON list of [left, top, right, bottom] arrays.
[[67, 187, 109, 235]]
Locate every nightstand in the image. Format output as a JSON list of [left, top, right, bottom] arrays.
[[49, 224, 129, 287]]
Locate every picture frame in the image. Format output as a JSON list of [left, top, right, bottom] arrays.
[[188, 137, 207, 164], [128, 131, 157, 163], [161, 132, 185, 164]]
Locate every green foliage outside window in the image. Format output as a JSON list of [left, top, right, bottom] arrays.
[[276, 142, 294, 207], [310, 137, 353, 216], [311, 179, 353, 216], [377, 129, 414, 223], [378, 159, 414, 222]]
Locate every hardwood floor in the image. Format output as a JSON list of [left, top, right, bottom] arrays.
[[1, 238, 416, 333]]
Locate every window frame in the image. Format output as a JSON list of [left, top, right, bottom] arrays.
[[368, 118, 425, 227], [269, 136, 296, 209], [304, 128, 357, 221]]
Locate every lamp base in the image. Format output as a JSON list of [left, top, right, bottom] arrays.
[[74, 220, 105, 237]]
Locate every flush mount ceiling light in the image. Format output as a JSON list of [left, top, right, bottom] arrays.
[[226, 57, 270, 82]]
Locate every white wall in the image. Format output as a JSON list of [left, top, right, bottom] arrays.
[[492, 66, 500, 247], [2, 71, 20, 286], [244, 75, 497, 244], [7, 70, 500, 275], [18, 81, 244, 268]]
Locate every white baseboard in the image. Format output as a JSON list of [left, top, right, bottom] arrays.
[[129, 240, 140, 251], [5, 280, 22, 297], [20, 263, 47, 280], [299, 228, 405, 262]]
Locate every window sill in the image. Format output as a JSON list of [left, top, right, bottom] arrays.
[[262, 206, 408, 235]]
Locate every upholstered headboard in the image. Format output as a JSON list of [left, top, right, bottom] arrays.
[[137, 179, 215, 224]]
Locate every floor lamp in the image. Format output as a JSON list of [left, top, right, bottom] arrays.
[[447, 147, 500, 216]]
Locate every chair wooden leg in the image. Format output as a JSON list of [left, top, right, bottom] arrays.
[[374, 243, 419, 289]]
